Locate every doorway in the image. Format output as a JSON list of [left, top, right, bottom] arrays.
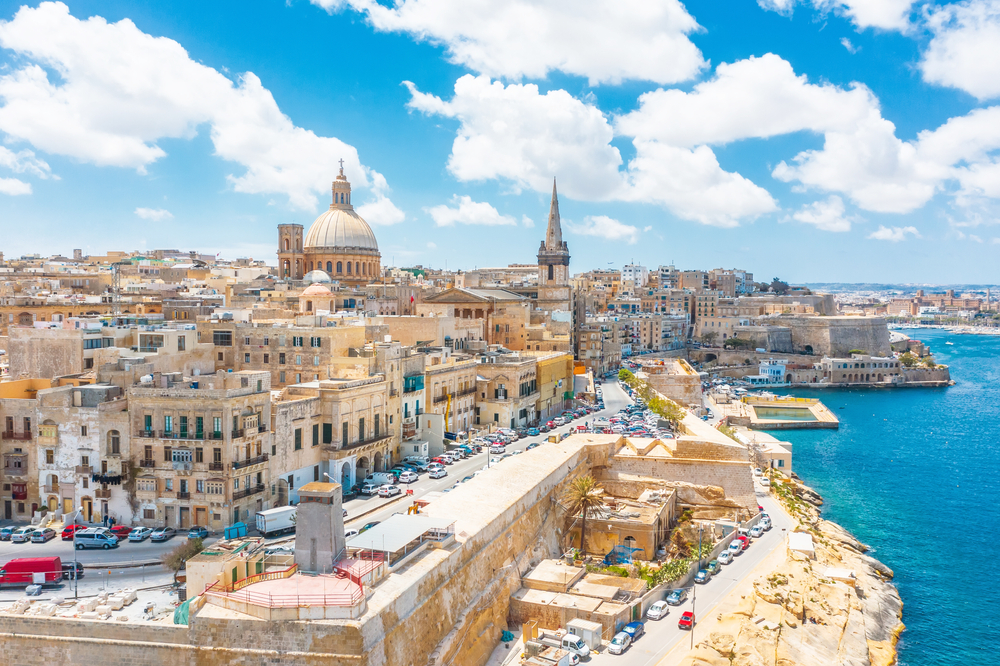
[[4, 501, 11, 520], [179, 507, 190, 529], [82, 498, 92, 522], [195, 507, 207, 526], [63, 498, 73, 514], [47, 496, 57, 511], [165, 506, 175, 526]]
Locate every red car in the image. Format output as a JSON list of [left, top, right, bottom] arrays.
[[110, 525, 133, 538], [61, 524, 86, 540], [737, 535, 750, 550], [678, 611, 695, 629]]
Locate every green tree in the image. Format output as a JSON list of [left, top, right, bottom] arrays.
[[162, 537, 205, 584], [770, 278, 790, 295], [563, 475, 605, 555], [724, 337, 752, 350], [700, 332, 718, 346], [922, 355, 937, 368], [899, 352, 918, 367], [618, 368, 635, 383]]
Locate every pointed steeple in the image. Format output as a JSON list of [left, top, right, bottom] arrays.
[[545, 178, 562, 249]]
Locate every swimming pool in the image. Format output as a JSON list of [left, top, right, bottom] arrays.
[[752, 406, 818, 422]]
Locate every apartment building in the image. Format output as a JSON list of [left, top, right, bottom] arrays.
[[474, 351, 539, 429], [423, 349, 478, 434]]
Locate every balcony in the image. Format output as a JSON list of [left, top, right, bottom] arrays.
[[325, 432, 392, 453], [94, 489, 112, 499], [172, 461, 193, 472], [1, 431, 31, 440], [231, 428, 245, 439], [3, 466, 27, 477], [457, 387, 477, 398], [176, 491, 191, 500], [209, 461, 224, 471], [139, 459, 156, 468], [207, 431, 225, 440], [75, 465, 92, 475], [233, 483, 265, 501], [158, 430, 206, 441], [258, 425, 268, 434], [389, 388, 399, 397], [232, 453, 268, 470], [43, 484, 59, 494], [433, 394, 449, 404]]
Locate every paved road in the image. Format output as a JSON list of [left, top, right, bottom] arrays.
[[586, 479, 793, 665], [343, 380, 632, 531], [0, 530, 221, 566]]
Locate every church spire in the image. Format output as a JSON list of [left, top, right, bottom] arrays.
[[545, 178, 562, 249]]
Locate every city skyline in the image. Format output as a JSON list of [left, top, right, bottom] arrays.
[[2, 1, 1000, 282]]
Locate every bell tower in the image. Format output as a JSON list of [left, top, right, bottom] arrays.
[[278, 224, 304, 279], [535, 179, 571, 312]]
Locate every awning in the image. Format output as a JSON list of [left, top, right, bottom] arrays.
[[346, 514, 454, 553]]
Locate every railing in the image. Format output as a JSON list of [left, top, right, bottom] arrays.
[[94, 489, 111, 499], [209, 462, 224, 471], [43, 484, 59, 494], [176, 491, 190, 500], [258, 425, 268, 433], [457, 387, 477, 398], [2, 467, 27, 477], [75, 465, 92, 475], [233, 453, 269, 470], [232, 428, 245, 439], [1, 431, 32, 440], [223, 563, 298, 593], [173, 461, 192, 472], [207, 431, 224, 440], [204, 570, 364, 608], [336, 433, 392, 452], [389, 388, 399, 397], [139, 459, 156, 468], [433, 394, 448, 404], [233, 483, 265, 501]]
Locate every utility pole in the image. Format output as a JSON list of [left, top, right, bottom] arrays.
[[690, 524, 702, 649]]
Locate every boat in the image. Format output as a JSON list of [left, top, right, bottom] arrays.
[[945, 341, 954, 345]]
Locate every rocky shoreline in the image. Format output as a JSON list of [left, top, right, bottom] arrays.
[[677, 473, 904, 666]]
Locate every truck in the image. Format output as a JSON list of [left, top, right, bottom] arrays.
[[0, 557, 63, 587], [255, 506, 297, 537], [535, 630, 591, 658]]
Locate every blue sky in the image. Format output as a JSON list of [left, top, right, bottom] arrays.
[[1, 1, 999, 283]]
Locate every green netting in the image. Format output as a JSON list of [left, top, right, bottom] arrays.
[[173, 598, 190, 625]]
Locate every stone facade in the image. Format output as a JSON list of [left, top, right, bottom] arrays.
[[779, 316, 891, 357]]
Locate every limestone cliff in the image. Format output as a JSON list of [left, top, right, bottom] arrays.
[[677, 476, 904, 666]]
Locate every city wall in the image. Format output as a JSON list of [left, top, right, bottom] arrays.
[[779, 316, 891, 357]]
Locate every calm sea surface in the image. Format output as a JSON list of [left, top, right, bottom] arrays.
[[771, 329, 998, 665]]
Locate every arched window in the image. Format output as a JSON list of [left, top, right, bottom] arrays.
[[337, 261, 343, 273], [283, 260, 290, 277], [326, 261, 332, 273], [355, 262, 360, 274], [283, 238, 289, 251], [362, 262, 367, 276], [347, 262, 352, 274], [296, 238, 302, 251], [107, 430, 120, 455]]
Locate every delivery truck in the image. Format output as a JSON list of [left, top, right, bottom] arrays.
[[255, 506, 297, 536], [0, 556, 63, 587]]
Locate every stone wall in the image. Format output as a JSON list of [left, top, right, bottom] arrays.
[[732, 326, 793, 353], [779, 316, 891, 357], [603, 457, 756, 513]]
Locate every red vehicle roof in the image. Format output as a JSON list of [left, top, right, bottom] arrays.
[[0, 556, 63, 584]]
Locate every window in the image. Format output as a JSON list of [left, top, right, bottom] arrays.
[[374, 414, 380, 438], [164, 446, 172, 462], [244, 353, 251, 363], [342, 422, 349, 444], [179, 416, 188, 437], [165, 478, 173, 491], [279, 353, 286, 364], [296, 373, 301, 383], [263, 354, 269, 364], [143, 509, 156, 520], [295, 355, 302, 365], [213, 447, 222, 463], [213, 417, 222, 437], [196, 417, 204, 437], [323, 423, 332, 444], [218, 352, 224, 361], [195, 448, 203, 463], [164, 415, 173, 433], [358, 417, 365, 441], [177, 336, 186, 351], [310, 337, 322, 348], [81, 455, 89, 467], [213, 331, 233, 347], [337, 261, 343, 273], [144, 445, 152, 461], [279, 371, 286, 383], [196, 480, 205, 493], [172, 449, 192, 463], [108, 430, 120, 455], [312, 424, 319, 447], [292, 336, 303, 347], [294, 428, 302, 450], [244, 337, 251, 345], [46, 450, 54, 464], [81, 425, 88, 436]]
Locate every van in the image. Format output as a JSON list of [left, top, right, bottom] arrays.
[[360, 483, 381, 495], [365, 472, 396, 486], [0, 557, 63, 586], [74, 528, 119, 550]]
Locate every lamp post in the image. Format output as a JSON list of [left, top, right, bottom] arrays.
[[690, 524, 702, 650]]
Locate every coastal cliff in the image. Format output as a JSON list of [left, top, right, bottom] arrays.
[[675, 473, 904, 666]]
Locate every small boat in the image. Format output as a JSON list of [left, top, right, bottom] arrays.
[[945, 341, 954, 345]]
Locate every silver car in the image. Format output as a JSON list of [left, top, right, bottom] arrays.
[[11, 526, 35, 543]]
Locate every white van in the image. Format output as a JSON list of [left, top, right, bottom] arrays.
[[365, 472, 396, 486]]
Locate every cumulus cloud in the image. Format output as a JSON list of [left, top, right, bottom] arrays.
[[134, 207, 173, 221], [425, 195, 518, 227], [0, 146, 52, 179], [791, 196, 854, 232], [314, 0, 705, 85], [0, 2, 398, 211], [868, 225, 920, 241], [521, 216, 535, 228], [0, 176, 31, 195], [922, 1, 1000, 100], [757, 1, 915, 30], [356, 172, 405, 225], [564, 215, 641, 244]]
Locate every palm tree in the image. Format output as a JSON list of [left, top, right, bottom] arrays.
[[563, 475, 604, 555]]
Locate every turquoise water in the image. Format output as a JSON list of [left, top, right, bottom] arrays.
[[771, 329, 998, 666], [752, 406, 818, 421]]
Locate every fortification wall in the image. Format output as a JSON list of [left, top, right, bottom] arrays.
[[604, 457, 756, 513], [733, 326, 793, 353], [780, 317, 891, 357]]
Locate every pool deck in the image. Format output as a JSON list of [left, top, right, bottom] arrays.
[[716, 395, 839, 430]]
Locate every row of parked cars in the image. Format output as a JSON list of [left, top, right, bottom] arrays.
[[0, 523, 211, 549]]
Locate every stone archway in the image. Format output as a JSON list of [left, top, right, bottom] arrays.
[[276, 478, 289, 506], [373, 451, 383, 472], [357, 456, 370, 481], [341, 461, 353, 489]]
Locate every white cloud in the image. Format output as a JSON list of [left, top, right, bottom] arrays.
[[564, 215, 641, 244], [0, 2, 398, 212], [355, 172, 405, 225], [425, 195, 518, 227], [0, 146, 52, 179], [868, 225, 920, 241], [521, 216, 535, 228], [757, 1, 915, 30], [405, 75, 624, 201], [841, 37, 859, 53], [0, 176, 31, 195], [791, 196, 854, 232], [315, 0, 705, 85], [426, 241, 436, 249], [922, 1, 1000, 100], [134, 207, 173, 221]]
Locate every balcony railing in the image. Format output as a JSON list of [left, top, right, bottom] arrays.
[[233, 483, 266, 501], [43, 484, 59, 494], [176, 491, 191, 500], [207, 431, 225, 440], [232, 428, 245, 439], [433, 394, 448, 404], [457, 387, 477, 398], [3, 467, 27, 477], [232, 453, 268, 470], [94, 489, 111, 499], [389, 388, 399, 397], [1, 431, 31, 440], [326, 432, 392, 452], [75, 465, 92, 475], [139, 459, 156, 468], [173, 461, 193, 472], [258, 425, 268, 433], [209, 461, 224, 471]]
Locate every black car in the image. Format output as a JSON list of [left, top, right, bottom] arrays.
[[61, 561, 84, 580], [341, 489, 359, 502]]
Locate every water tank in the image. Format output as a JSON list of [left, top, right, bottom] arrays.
[[140, 374, 153, 383]]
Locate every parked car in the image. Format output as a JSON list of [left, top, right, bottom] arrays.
[[344, 529, 359, 539], [378, 485, 402, 498], [359, 521, 380, 534], [61, 524, 86, 540], [150, 527, 176, 542], [360, 483, 381, 495], [429, 468, 447, 479], [623, 621, 645, 640], [737, 535, 750, 550], [750, 525, 764, 538], [31, 528, 56, 543], [0, 526, 15, 541], [761, 516, 772, 530], [129, 527, 153, 542], [646, 600, 669, 620], [608, 632, 631, 655], [728, 541, 743, 557], [74, 528, 119, 550], [666, 588, 689, 605], [707, 560, 721, 575], [527, 428, 540, 436], [760, 477, 771, 487], [10, 526, 35, 543], [526, 442, 540, 450], [188, 526, 210, 539], [753, 467, 762, 476], [109, 525, 133, 539], [61, 561, 84, 581], [678, 611, 695, 630], [717, 550, 733, 565], [694, 569, 711, 584], [397, 470, 419, 484]]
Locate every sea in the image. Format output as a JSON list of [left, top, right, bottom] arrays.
[[770, 329, 998, 666]]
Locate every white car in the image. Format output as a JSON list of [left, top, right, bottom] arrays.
[[761, 516, 772, 530], [377, 484, 402, 498], [429, 468, 447, 479], [608, 632, 631, 655], [397, 470, 419, 484], [345, 529, 359, 539], [749, 524, 764, 538], [646, 600, 669, 620], [717, 550, 733, 565], [128, 526, 154, 542], [760, 477, 771, 487], [728, 541, 743, 557], [753, 467, 763, 476]]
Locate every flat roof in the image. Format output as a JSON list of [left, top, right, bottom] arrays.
[[788, 532, 815, 551], [346, 514, 454, 553]]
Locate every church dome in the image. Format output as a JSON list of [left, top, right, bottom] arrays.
[[302, 269, 332, 283], [302, 283, 333, 296], [303, 166, 379, 253]]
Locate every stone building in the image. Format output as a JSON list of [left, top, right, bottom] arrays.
[[423, 348, 478, 434], [277, 166, 381, 286], [637, 358, 703, 408], [129, 371, 272, 530], [474, 350, 539, 428], [535, 180, 572, 314]]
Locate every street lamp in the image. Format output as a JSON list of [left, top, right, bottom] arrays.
[[690, 524, 703, 650]]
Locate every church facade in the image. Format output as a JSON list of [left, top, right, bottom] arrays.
[[277, 165, 381, 287]]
